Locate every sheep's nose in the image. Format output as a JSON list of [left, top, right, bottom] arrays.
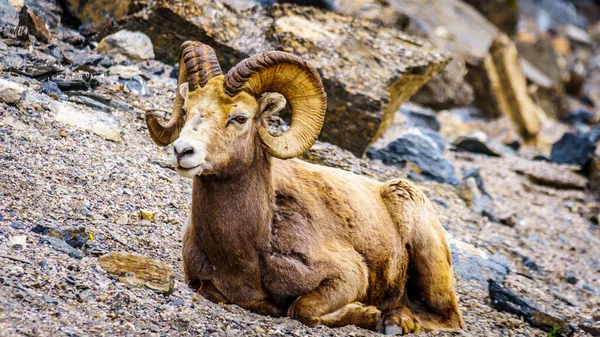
[[174, 141, 195, 161]]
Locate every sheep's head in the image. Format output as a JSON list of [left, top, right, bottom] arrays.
[[146, 41, 327, 178]]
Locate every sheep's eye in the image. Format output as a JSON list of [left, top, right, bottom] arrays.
[[233, 116, 247, 124]]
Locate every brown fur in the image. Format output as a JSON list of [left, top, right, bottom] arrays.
[[172, 76, 465, 334]]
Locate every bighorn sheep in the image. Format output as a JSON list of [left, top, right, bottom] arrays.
[[147, 41, 465, 334]]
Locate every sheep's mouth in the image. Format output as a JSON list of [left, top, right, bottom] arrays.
[[176, 164, 203, 178]]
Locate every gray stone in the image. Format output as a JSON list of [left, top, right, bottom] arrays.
[[0, 78, 25, 104], [97, 30, 155, 62], [41, 236, 84, 259], [449, 238, 510, 287], [453, 131, 517, 157], [367, 130, 457, 185]]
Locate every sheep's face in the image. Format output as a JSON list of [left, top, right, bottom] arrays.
[[172, 76, 286, 178]]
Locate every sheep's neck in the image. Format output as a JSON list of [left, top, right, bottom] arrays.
[[190, 155, 272, 269]]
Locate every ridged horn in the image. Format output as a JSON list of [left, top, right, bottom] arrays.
[[146, 41, 222, 146], [224, 51, 327, 159]]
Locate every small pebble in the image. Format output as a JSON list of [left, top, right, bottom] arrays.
[[43, 294, 58, 304], [9, 235, 26, 249], [10, 221, 25, 230], [171, 298, 185, 307], [39, 260, 48, 268]]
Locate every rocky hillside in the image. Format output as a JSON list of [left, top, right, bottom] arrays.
[[0, 0, 600, 336]]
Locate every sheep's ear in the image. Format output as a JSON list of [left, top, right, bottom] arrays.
[[179, 82, 190, 102], [258, 92, 286, 119]]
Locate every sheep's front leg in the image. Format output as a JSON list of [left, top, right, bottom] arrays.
[[287, 251, 373, 328]]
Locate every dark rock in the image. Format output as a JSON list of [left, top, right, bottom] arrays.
[[462, 0, 518, 35], [565, 272, 578, 285], [522, 256, 540, 272], [9, 221, 25, 230], [8, 61, 63, 79], [561, 109, 594, 125], [399, 104, 440, 132], [579, 323, 600, 336], [169, 63, 178, 79], [49, 226, 88, 249], [453, 132, 516, 157], [43, 294, 58, 304], [40, 81, 63, 99], [450, 241, 510, 287], [532, 155, 552, 162], [488, 280, 574, 336], [18, 6, 50, 43], [367, 131, 458, 185], [499, 213, 518, 227], [550, 133, 596, 167], [41, 236, 84, 259], [115, 0, 451, 156], [53, 73, 93, 92], [39, 260, 48, 268], [0, 212, 3, 221], [31, 224, 52, 235], [66, 91, 111, 111]]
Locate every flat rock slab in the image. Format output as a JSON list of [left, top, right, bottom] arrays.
[[514, 162, 587, 190], [48, 101, 122, 142], [116, 0, 451, 156], [99, 252, 175, 295]]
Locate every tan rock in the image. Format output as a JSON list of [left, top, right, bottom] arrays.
[[61, 0, 147, 24], [468, 34, 546, 144], [99, 252, 174, 295], [118, 0, 451, 156], [138, 209, 155, 221], [49, 101, 123, 142], [18, 5, 50, 43]]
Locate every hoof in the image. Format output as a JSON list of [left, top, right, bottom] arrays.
[[384, 324, 404, 335]]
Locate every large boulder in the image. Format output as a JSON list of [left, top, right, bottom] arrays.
[[96, 30, 155, 62], [467, 34, 546, 144], [336, 0, 490, 110], [115, 0, 451, 156]]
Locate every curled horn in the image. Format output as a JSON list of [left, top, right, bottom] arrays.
[[146, 41, 223, 146], [224, 51, 327, 159]]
